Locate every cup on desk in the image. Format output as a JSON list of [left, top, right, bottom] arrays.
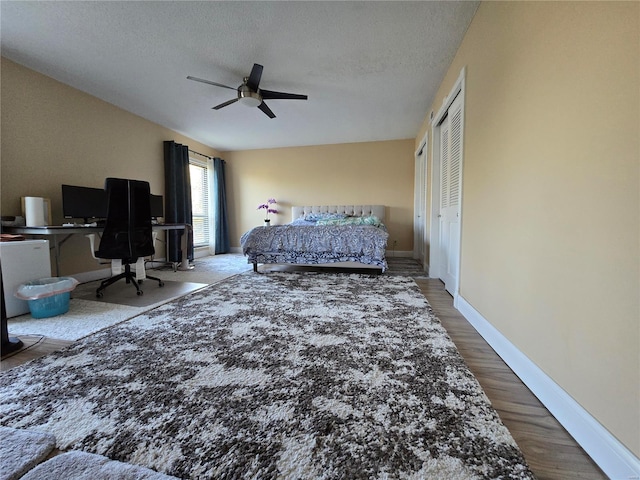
[[22, 197, 51, 227]]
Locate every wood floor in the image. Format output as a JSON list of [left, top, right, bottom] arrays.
[[1, 335, 72, 371], [1, 276, 607, 479], [415, 278, 606, 480]]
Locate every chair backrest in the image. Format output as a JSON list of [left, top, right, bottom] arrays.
[[96, 178, 155, 261]]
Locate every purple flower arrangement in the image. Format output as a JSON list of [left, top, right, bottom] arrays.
[[257, 198, 278, 221]]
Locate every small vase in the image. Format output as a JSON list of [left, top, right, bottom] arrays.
[[264, 219, 271, 227]]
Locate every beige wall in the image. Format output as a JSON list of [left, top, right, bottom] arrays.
[[1, 58, 415, 275], [1, 58, 221, 275], [222, 140, 415, 251], [417, 2, 639, 455]]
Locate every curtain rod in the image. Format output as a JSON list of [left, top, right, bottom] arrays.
[[188, 149, 213, 159]]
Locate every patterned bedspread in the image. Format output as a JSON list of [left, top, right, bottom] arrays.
[[240, 224, 389, 271]]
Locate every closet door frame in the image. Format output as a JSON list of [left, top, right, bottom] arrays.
[[429, 67, 466, 305], [414, 134, 428, 269]]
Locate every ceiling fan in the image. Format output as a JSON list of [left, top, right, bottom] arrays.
[[187, 63, 308, 118]]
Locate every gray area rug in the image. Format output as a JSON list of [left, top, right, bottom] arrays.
[[73, 280, 207, 307], [0, 271, 534, 479], [147, 253, 253, 284], [0, 426, 55, 480], [385, 256, 429, 277]]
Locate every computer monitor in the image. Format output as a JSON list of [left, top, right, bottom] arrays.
[[150, 194, 163, 220], [61, 184, 107, 223]]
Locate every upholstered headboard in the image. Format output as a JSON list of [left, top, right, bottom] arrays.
[[292, 205, 385, 223]]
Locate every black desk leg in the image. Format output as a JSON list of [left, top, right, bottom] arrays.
[[1, 267, 24, 356]]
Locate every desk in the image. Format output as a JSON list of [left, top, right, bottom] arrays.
[[3, 224, 192, 276]]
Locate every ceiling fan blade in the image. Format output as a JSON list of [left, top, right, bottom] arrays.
[[246, 63, 263, 91], [187, 76, 237, 91], [260, 89, 308, 101], [212, 98, 239, 110], [258, 101, 276, 119]]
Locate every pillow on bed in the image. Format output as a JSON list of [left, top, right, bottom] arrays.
[[302, 212, 349, 222], [290, 218, 317, 226], [316, 215, 384, 227]]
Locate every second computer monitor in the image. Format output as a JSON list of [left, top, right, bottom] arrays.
[[150, 194, 163, 220]]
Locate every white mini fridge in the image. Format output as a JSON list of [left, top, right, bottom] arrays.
[[0, 240, 52, 318]]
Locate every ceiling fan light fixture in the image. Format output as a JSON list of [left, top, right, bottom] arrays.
[[239, 91, 262, 108]]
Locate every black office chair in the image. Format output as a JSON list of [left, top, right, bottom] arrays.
[[95, 178, 164, 298]]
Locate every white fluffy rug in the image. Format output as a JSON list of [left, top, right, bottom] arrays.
[[7, 254, 250, 341], [20, 451, 178, 480], [0, 426, 56, 480], [7, 299, 147, 341]]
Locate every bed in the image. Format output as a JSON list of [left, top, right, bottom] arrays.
[[240, 205, 388, 272]]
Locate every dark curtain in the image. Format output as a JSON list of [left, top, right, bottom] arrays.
[[163, 141, 193, 263], [213, 157, 230, 254]]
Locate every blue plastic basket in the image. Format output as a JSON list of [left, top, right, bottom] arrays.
[[16, 277, 78, 319], [27, 291, 71, 319]]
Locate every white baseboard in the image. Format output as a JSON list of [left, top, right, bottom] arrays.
[[456, 295, 640, 480], [193, 246, 212, 258]]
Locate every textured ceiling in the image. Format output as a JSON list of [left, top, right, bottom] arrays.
[[0, 1, 478, 151]]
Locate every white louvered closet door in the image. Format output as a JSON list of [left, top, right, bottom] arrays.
[[439, 92, 463, 295]]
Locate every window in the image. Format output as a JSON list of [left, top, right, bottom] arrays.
[[189, 157, 211, 247]]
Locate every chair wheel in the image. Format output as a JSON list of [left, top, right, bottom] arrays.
[[96, 292, 103, 298], [159, 281, 165, 287], [136, 290, 143, 296]]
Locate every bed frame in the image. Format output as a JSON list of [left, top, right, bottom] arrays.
[[251, 204, 387, 272]]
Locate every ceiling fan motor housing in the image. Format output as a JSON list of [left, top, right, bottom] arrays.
[[239, 84, 262, 107]]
